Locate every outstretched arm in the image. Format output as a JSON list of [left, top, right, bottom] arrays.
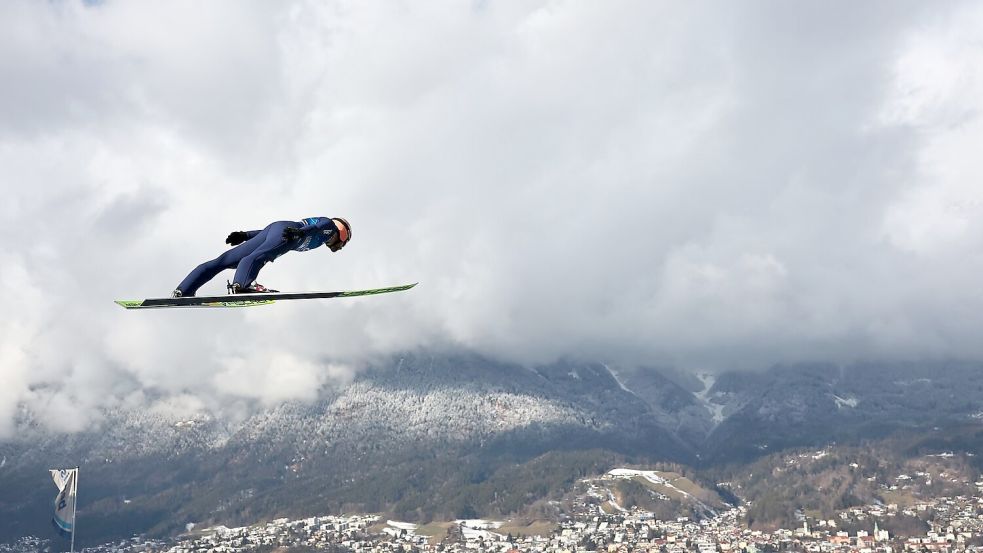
[[226, 229, 261, 246]]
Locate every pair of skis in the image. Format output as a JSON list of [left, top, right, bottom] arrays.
[[115, 283, 416, 309]]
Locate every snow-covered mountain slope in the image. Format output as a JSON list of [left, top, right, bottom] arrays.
[[1, 354, 689, 469]]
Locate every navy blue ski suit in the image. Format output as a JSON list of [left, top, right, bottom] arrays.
[[176, 217, 340, 296]]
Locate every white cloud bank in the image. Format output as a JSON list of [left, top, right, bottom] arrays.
[[2, 0, 983, 436]]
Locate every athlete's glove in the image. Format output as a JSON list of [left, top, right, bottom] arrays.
[[282, 227, 305, 242], [226, 231, 248, 246]]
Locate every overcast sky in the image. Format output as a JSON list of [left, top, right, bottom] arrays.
[[2, 0, 983, 437]]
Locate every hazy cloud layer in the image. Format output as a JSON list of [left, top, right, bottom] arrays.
[[2, 0, 982, 436]]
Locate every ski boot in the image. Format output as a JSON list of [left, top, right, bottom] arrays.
[[228, 281, 279, 294]]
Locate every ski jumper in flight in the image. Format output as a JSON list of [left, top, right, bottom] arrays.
[[173, 217, 351, 297]]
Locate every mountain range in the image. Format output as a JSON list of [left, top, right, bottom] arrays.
[[2, 352, 982, 545]]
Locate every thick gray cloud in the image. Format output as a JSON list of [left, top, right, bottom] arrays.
[[2, 0, 983, 437]]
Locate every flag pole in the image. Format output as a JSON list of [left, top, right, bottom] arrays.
[[71, 466, 78, 553]]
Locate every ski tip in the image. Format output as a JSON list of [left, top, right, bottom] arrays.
[[337, 282, 419, 298], [115, 300, 142, 309]]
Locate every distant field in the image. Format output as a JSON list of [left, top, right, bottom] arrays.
[[803, 508, 824, 520], [496, 520, 558, 537], [878, 490, 918, 508], [661, 473, 707, 498], [600, 501, 620, 514], [632, 475, 685, 501], [415, 522, 452, 543]]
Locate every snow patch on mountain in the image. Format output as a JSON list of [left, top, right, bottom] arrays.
[[603, 364, 635, 395], [833, 394, 859, 409], [694, 373, 726, 424], [894, 378, 933, 386]]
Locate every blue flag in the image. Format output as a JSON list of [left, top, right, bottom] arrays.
[[50, 468, 77, 539]]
